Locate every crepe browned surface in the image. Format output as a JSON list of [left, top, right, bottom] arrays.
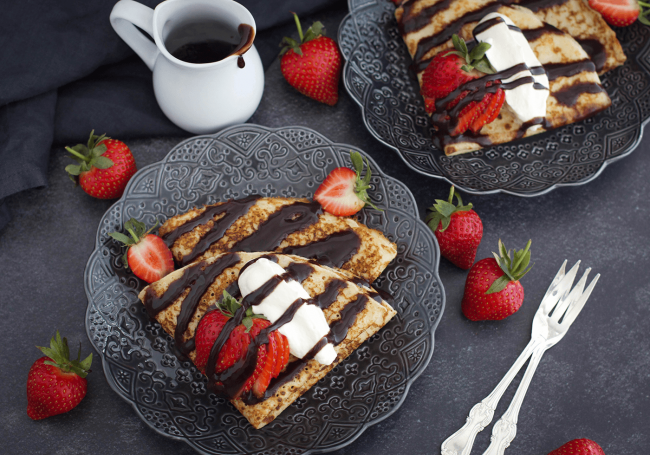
[[159, 196, 397, 283], [396, 0, 625, 75], [395, 4, 611, 155], [138, 252, 396, 429]]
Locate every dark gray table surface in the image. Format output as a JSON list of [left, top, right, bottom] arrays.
[[1, 7, 649, 455]]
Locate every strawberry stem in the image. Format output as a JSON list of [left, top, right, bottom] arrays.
[[65, 146, 89, 163], [292, 12, 304, 42], [127, 227, 139, 243]]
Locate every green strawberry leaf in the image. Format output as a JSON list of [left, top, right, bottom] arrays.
[[426, 186, 474, 233], [349, 151, 383, 212], [486, 275, 511, 294], [92, 156, 114, 169], [469, 42, 491, 60], [92, 143, 107, 157], [303, 21, 325, 43], [37, 331, 92, 378], [450, 34, 495, 75], [108, 231, 133, 245], [350, 151, 364, 176], [65, 164, 81, 176], [486, 239, 534, 294], [79, 352, 93, 372], [473, 58, 496, 74]]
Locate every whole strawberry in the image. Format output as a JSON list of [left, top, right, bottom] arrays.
[[65, 130, 137, 199], [461, 239, 532, 321], [426, 186, 482, 269], [280, 13, 341, 106], [27, 331, 92, 420], [548, 438, 605, 455], [109, 218, 174, 283]]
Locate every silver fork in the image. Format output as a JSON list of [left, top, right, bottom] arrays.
[[441, 261, 600, 455]]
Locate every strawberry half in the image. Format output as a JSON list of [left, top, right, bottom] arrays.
[[589, 0, 639, 27], [109, 218, 174, 283], [421, 35, 495, 114], [314, 151, 381, 216], [27, 331, 92, 420]]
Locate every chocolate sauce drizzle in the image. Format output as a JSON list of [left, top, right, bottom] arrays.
[[161, 195, 261, 266], [576, 39, 606, 73], [544, 59, 596, 81], [164, 197, 364, 272], [174, 253, 242, 355], [203, 258, 370, 404], [142, 253, 242, 354], [431, 63, 547, 142], [553, 81, 605, 106], [229, 201, 323, 253], [281, 230, 361, 268]]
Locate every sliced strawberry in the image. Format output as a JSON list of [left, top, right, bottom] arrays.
[[451, 101, 483, 136], [252, 326, 278, 398], [194, 310, 230, 372], [272, 331, 289, 377], [194, 292, 291, 399], [470, 87, 505, 133], [588, 0, 639, 27], [447, 90, 470, 111], [109, 218, 174, 283], [424, 96, 436, 114], [314, 151, 380, 216]]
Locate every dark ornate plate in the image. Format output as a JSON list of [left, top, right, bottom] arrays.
[[339, 0, 650, 196], [84, 125, 445, 455]]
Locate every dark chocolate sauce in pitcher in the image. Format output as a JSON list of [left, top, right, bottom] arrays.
[[165, 21, 254, 67]]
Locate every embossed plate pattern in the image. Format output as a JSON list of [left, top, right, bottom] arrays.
[[84, 125, 445, 455], [339, 0, 650, 196]]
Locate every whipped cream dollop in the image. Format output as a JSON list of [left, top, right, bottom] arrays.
[[473, 13, 549, 130], [238, 258, 338, 365]]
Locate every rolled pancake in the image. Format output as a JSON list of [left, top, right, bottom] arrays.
[[396, 5, 612, 155], [138, 252, 397, 429], [159, 196, 397, 283]]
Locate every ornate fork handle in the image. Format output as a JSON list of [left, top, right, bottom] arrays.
[[441, 337, 543, 455], [482, 347, 546, 455]]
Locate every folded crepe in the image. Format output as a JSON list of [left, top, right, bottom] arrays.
[[159, 195, 397, 283], [397, 0, 625, 75], [138, 252, 397, 429], [395, 2, 619, 155]]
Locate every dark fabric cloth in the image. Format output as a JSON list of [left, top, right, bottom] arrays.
[[0, 0, 343, 231]]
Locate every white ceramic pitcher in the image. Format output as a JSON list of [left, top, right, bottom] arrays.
[[110, 0, 264, 134]]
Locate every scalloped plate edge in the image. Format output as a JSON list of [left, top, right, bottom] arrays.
[[83, 124, 446, 455], [339, 0, 650, 198]]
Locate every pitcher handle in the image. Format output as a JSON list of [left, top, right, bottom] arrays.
[[110, 0, 159, 71]]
